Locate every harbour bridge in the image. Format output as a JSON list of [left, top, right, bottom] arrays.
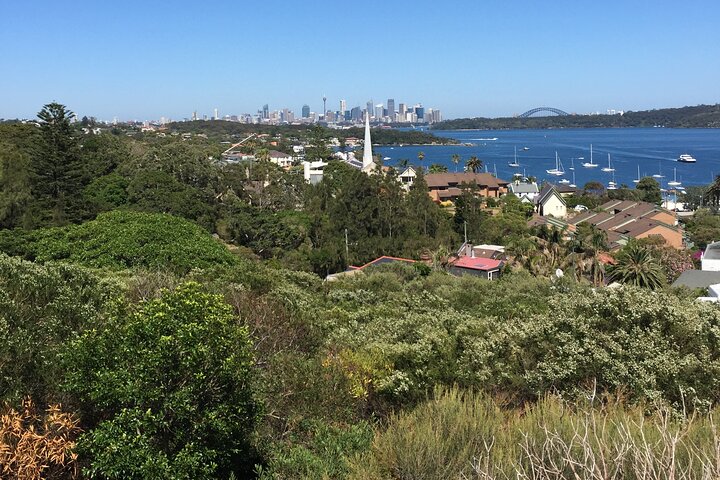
[[518, 107, 570, 118]]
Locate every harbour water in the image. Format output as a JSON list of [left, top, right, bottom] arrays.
[[375, 128, 720, 188]]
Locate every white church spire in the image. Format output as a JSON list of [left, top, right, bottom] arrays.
[[362, 110, 373, 170]]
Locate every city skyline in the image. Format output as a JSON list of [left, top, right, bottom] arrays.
[[1, 1, 719, 120]]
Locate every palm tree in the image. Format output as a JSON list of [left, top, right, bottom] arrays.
[[451, 154, 461, 173], [608, 243, 665, 289], [417, 151, 425, 171], [703, 174, 720, 208], [465, 156, 482, 173], [428, 163, 448, 174]]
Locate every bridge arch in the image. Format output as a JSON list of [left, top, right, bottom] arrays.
[[519, 107, 570, 118]]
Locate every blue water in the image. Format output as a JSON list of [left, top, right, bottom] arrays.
[[375, 128, 720, 188]]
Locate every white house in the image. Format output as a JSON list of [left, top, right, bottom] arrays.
[[303, 160, 327, 184], [268, 150, 294, 168], [509, 181, 539, 203], [535, 184, 567, 219], [398, 166, 417, 189], [702, 241, 720, 271]]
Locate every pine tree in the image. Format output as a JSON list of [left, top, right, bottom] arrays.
[[32, 102, 83, 224]]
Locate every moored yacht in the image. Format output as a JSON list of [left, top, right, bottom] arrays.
[[582, 144, 598, 168]]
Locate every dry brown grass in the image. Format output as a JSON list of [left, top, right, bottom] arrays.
[[0, 398, 81, 480]]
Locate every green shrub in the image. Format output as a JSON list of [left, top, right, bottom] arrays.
[[64, 282, 260, 479], [4, 210, 239, 274], [0, 253, 117, 405]]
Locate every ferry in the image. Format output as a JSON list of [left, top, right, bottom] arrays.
[[677, 154, 697, 163]]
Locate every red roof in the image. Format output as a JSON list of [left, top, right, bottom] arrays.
[[451, 256, 503, 271]]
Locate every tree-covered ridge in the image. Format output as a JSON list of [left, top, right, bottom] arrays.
[[165, 119, 456, 145], [433, 103, 720, 129]]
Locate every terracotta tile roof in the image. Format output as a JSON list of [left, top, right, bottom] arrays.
[[425, 172, 509, 189]]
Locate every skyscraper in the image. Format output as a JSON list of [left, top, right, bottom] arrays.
[[262, 104, 269, 119], [340, 99, 346, 114], [214, 108, 219, 120], [387, 99, 395, 120], [366, 100, 374, 118], [414, 104, 424, 122], [302, 104, 310, 118], [374, 104, 384, 121], [398, 103, 407, 117]]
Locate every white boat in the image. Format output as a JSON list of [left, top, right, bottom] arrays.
[[569, 158, 575, 170], [607, 172, 617, 190], [522, 147, 529, 151], [582, 144, 598, 168], [546, 152, 565, 176], [383, 156, 391, 161], [667, 167, 682, 187], [678, 154, 696, 163], [601, 153, 615, 172], [569, 171, 577, 188], [508, 146, 520, 167], [652, 161, 664, 178], [633, 165, 640, 183], [559, 178, 570, 184]]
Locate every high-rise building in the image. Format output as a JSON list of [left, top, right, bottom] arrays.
[[262, 104, 269, 119], [366, 100, 374, 118], [302, 104, 310, 118], [398, 103, 407, 117], [374, 104, 384, 121], [344, 110, 352, 121], [340, 99, 346, 114], [214, 108, 219, 120], [387, 99, 395, 120], [192, 111, 198, 121], [351, 106, 361, 121], [414, 104, 424, 122]]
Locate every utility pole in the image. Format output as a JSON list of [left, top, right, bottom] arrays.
[[345, 228, 349, 263], [464, 221, 468, 245]]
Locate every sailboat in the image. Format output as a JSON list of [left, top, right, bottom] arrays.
[[668, 167, 682, 187], [633, 165, 641, 183], [652, 161, 664, 178], [546, 152, 565, 176], [582, 144, 598, 168], [569, 158, 575, 170], [601, 153, 615, 172], [607, 171, 617, 190], [508, 146, 520, 167], [569, 171, 577, 188]]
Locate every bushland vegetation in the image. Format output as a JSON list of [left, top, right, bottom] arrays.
[[2, 103, 720, 478]]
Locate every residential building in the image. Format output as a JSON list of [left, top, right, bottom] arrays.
[[448, 256, 504, 280], [509, 181, 540, 203], [701, 241, 720, 271], [535, 184, 567, 219], [398, 166, 417, 189], [425, 172, 510, 203], [568, 199, 682, 250], [268, 150, 294, 168]]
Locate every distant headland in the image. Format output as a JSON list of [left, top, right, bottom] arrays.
[[433, 104, 720, 130]]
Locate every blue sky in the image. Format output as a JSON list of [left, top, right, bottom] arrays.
[[2, 0, 719, 120]]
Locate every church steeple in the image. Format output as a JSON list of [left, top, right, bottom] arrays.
[[362, 110, 373, 170]]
